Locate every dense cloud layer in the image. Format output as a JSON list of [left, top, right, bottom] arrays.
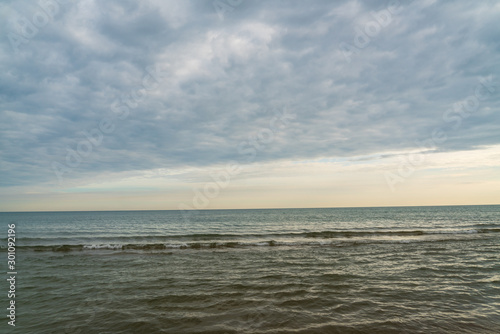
[[1, 0, 499, 188]]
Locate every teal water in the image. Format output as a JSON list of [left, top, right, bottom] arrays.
[[1, 205, 500, 333]]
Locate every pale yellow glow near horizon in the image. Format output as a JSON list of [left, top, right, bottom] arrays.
[[1, 145, 499, 212]]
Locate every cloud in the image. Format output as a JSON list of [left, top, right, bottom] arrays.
[[0, 0, 499, 202]]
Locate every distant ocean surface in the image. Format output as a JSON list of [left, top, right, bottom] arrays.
[[1, 205, 500, 333]]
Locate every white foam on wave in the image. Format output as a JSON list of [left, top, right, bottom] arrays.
[[164, 243, 188, 249], [83, 244, 123, 250]]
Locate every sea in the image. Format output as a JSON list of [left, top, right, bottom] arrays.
[[1, 205, 500, 333]]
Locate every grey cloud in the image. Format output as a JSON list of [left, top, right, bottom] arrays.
[[0, 0, 499, 188]]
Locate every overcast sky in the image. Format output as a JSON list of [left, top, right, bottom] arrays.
[[1, 0, 499, 211]]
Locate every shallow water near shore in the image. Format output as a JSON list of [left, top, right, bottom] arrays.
[[2, 205, 500, 333]]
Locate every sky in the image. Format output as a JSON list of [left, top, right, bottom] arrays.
[[0, 0, 499, 212]]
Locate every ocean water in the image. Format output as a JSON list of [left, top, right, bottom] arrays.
[[1, 205, 500, 333]]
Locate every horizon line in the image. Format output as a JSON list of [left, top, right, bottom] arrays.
[[1, 203, 499, 213]]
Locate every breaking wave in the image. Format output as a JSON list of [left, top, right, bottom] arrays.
[[3, 228, 499, 252]]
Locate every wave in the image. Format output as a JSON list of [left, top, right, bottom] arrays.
[[8, 228, 500, 242], [9, 241, 278, 252], [2, 228, 498, 252]]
